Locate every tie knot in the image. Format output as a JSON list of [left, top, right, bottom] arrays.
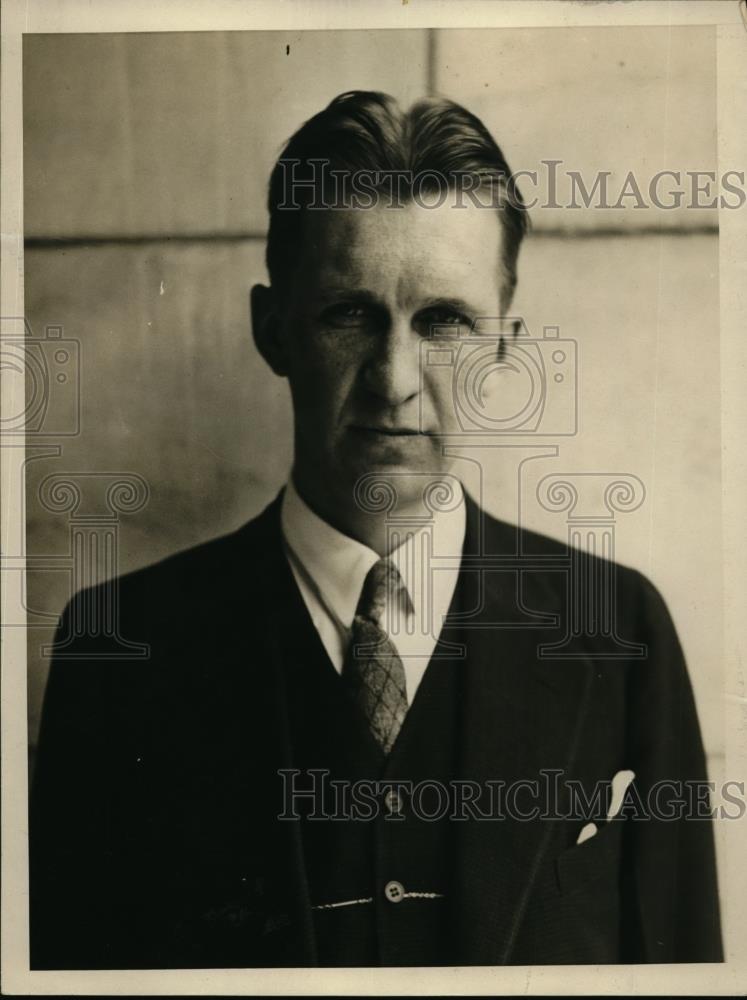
[[356, 558, 408, 627]]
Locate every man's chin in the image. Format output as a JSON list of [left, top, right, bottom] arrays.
[[349, 467, 461, 519], [337, 435, 457, 507]]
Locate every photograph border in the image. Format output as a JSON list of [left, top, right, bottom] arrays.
[[2, 1, 745, 995]]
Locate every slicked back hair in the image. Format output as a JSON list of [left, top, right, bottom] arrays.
[[265, 90, 529, 308]]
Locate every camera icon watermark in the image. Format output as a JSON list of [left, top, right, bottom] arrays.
[[419, 319, 577, 437], [1, 317, 80, 436]]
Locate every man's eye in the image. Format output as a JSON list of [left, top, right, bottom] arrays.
[[321, 304, 369, 326], [420, 307, 473, 332]]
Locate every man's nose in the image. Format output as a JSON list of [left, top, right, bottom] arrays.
[[362, 318, 421, 406]]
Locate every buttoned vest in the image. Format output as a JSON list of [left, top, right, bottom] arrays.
[[279, 564, 470, 967]]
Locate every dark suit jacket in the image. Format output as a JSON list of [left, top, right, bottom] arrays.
[[29, 491, 723, 968]]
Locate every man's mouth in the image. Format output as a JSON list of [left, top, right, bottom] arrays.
[[352, 425, 427, 437]]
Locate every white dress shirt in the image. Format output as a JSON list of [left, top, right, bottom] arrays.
[[280, 478, 466, 704]]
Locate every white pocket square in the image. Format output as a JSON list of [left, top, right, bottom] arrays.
[[576, 821, 598, 845], [607, 768, 636, 820], [575, 769, 636, 845]]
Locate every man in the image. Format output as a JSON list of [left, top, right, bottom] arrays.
[[30, 91, 722, 968]]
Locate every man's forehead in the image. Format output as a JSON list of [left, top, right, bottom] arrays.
[[300, 200, 506, 294]]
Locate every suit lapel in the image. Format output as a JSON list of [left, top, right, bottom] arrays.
[[228, 493, 318, 965], [450, 496, 594, 965]]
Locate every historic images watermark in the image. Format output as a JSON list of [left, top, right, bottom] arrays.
[[278, 768, 747, 823], [417, 318, 577, 436], [1, 318, 80, 438], [275, 159, 746, 212], [1, 316, 150, 655]]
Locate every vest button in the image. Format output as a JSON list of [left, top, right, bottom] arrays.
[[384, 789, 403, 814], [384, 880, 405, 903]]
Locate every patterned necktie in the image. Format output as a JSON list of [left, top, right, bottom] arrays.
[[342, 558, 410, 754]]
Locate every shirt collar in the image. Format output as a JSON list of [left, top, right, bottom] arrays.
[[280, 476, 466, 629]]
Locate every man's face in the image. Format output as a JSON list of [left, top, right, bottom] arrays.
[[258, 197, 508, 514]]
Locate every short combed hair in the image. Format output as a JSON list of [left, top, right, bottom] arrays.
[[265, 90, 529, 305]]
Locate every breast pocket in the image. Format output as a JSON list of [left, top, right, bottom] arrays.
[[555, 818, 625, 898]]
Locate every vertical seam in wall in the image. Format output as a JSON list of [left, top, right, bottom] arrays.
[[116, 36, 136, 235], [425, 28, 438, 96]]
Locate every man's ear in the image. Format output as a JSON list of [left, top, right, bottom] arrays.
[[250, 283, 289, 377]]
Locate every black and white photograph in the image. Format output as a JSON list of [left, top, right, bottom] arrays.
[[2, 0, 746, 994]]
